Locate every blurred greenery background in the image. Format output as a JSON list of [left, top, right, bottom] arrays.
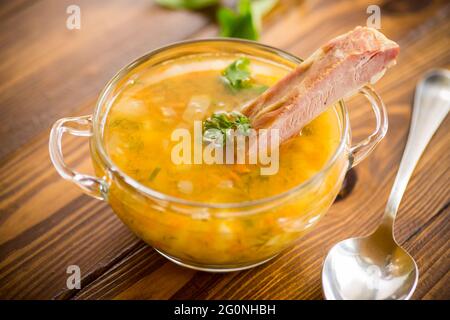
[[155, 0, 279, 40]]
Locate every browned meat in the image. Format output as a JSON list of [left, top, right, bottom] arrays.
[[242, 26, 399, 145]]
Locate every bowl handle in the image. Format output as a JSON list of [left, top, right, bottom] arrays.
[[49, 115, 107, 200], [349, 85, 388, 167]]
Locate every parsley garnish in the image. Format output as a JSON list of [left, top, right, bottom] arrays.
[[221, 57, 252, 91], [221, 58, 269, 94], [203, 111, 252, 145], [149, 167, 161, 181]]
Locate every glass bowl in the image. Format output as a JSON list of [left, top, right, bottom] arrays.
[[49, 39, 387, 272]]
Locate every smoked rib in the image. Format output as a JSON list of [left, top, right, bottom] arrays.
[[242, 27, 399, 144]]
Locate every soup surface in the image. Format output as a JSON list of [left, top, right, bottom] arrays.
[[104, 53, 341, 203]]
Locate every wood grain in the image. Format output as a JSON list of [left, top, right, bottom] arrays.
[[0, 0, 449, 300], [0, 0, 213, 160]]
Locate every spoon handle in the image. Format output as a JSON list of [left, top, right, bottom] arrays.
[[383, 69, 450, 226]]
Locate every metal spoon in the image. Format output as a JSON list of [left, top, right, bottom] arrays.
[[322, 69, 450, 300]]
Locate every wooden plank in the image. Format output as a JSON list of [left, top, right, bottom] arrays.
[[0, 0, 213, 161], [0, 0, 213, 299], [406, 205, 449, 300], [0, 0, 449, 300], [74, 1, 450, 300], [0, 0, 40, 20]]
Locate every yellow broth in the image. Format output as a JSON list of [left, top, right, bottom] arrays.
[[104, 54, 341, 202], [93, 51, 349, 268]]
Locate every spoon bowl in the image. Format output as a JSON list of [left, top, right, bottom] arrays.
[[322, 69, 450, 300], [322, 226, 418, 300]]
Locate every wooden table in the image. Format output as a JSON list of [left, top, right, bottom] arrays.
[[0, 0, 448, 300]]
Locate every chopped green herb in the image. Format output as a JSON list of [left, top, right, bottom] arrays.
[[221, 57, 252, 91], [110, 118, 141, 130], [203, 111, 252, 145], [301, 126, 313, 136], [155, 0, 218, 10], [127, 137, 144, 152], [221, 58, 270, 93], [149, 167, 161, 181]]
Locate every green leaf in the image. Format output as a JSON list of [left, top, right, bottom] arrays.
[[221, 57, 252, 90], [155, 0, 218, 10], [232, 111, 252, 135], [217, 0, 278, 40], [217, 0, 257, 40], [203, 111, 252, 145], [220, 58, 270, 93]]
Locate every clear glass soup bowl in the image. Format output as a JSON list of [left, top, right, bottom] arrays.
[[49, 39, 387, 272]]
